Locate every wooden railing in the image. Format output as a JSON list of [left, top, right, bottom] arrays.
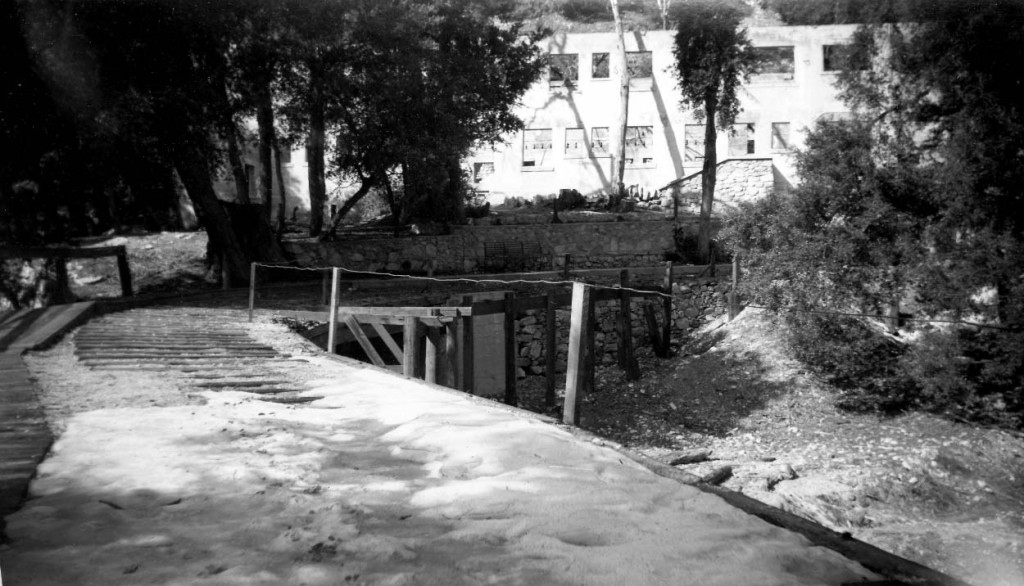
[[0, 245, 133, 303]]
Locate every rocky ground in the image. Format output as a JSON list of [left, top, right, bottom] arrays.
[[60, 231, 1024, 585], [520, 309, 1024, 586]]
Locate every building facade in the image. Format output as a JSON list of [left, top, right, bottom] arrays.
[[468, 25, 858, 204]]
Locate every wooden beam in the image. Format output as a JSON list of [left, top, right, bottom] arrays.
[[503, 292, 517, 406], [332, 306, 469, 318], [402, 318, 423, 379], [116, 251, 133, 297], [326, 268, 339, 354], [424, 325, 440, 384], [53, 257, 69, 305], [371, 322, 403, 363], [644, 302, 664, 356], [659, 261, 673, 358], [459, 296, 474, 394], [563, 283, 591, 425], [341, 313, 386, 367], [545, 292, 557, 409], [248, 262, 256, 322], [729, 254, 740, 321], [0, 245, 128, 260], [444, 323, 457, 388]]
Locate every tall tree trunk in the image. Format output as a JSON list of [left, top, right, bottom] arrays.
[[698, 93, 718, 264], [256, 78, 275, 223], [307, 58, 327, 237], [171, 147, 251, 282], [273, 138, 287, 235], [609, 0, 629, 202], [225, 122, 250, 205]]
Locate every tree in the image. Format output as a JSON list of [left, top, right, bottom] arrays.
[[671, 0, 757, 263], [608, 0, 630, 203]]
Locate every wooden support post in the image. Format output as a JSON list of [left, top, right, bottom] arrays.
[[729, 254, 740, 321], [644, 303, 664, 356], [326, 267, 340, 354], [618, 270, 639, 379], [221, 253, 231, 290], [585, 286, 595, 396], [425, 326, 439, 384], [343, 314, 386, 367], [444, 323, 457, 388], [402, 318, 423, 379], [503, 291, 517, 406], [248, 262, 257, 322], [660, 261, 673, 357], [562, 254, 571, 279], [545, 292, 557, 409], [116, 250, 133, 297], [563, 283, 591, 425], [458, 296, 475, 393], [53, 257, 69, 304]]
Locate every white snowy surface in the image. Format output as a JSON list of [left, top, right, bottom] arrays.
[[1, 352, 877, 585]]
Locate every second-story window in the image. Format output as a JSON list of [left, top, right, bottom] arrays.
[[752, 46, 795, 80], [548, 54, 579, 86], [592, 53, 610, 79], [729, 123, 756, 156], [565, 128, 586, 159], [626, 51, 652, 78], [823, 44, 867, 72]]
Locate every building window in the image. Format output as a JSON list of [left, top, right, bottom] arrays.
[[625, 126, 654, 164], [684, 124, 705, 162], [752, 46, 795, 80], [771, 122, 791, 152], [592, 53, 610, 79], [591, 127, 609, 156], [729, 123, 755, 156], [522, 129, 553, 167], [473, 162, 495, 183], [626, 51, 652, 78], [823, 44, 867, 72], [565, 128, 586, 159], [548, 54, 579, 86]]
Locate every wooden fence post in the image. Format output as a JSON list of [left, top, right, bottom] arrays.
[[562, 254, 571, 279], [618, 269, 639, 380], [248, 262, 257, 322], [52, 256, 69, 304], [326, 267, 339, 354], [221, 253, 231, 290], [728, 254, 740, 321], [545, 292, 557, 409], [459, 295, 475, 393], [503, 292, 518, 406], [425, 325, 439, 384], [116, 248, 133, 297], [563, 282, 592, 425], [444, 322, 457, 388], [403, 318, 423, 379], [321, 270, 330, 305]]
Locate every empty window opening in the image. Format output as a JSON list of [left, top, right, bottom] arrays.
[[729, 123, 755, 156], [625, 126, 654, 164], [592, 53, 610, 79], [823, 44, 867, 72], [548, 54, 579, 86], [684, 124, 705, 162], [473, 162, 495, 182], [771, 122, 791, 151], [753, 46, 795, 80], [565, 128, 586, 158], [522, 129, 553, 167], [591, 127, 610, 156], [626, 51, 652, 78]]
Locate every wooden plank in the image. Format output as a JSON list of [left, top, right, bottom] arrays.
[[341, 313, 386, 367], [545, 292, 557, 408], [7, 302, 96, 351], [53, 257, 69, 304], [563, 283, 591, 425], [459, 296, 474, 393], [402, 319, 423, 379], [503, 292, 517, 406], [248, 262, 257, 322], [333, 306, 468, 318], [371, 322, 403, 363], [444, 323, 457, 388], [729, 254, 740, 321], [326, 268, 340, 354], [116, 251, 133, 297], [644, 302, 664, 356], [662, 261, 673, 357], [424, 325, 440, 384], [0, 245, 127, 260]]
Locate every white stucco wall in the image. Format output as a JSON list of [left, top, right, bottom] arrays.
[[470, 25, 857, 203]]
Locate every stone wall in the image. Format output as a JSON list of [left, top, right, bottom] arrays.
[[283, 220, 684, 274], [512, 279, 732, 378], [657, 159, 775, 212]]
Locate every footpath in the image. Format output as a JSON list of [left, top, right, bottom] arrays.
[[0, 304, 915, 585]]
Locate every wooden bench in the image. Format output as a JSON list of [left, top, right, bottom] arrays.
[[482, 240, 549, 272]]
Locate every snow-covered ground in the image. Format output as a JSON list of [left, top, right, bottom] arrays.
[[1, 316, 877, 585]]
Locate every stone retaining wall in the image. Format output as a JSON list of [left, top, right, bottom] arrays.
[[283, 220, 685, 274], [657, 159, 774, 212], [513, 279, 731, 378]]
